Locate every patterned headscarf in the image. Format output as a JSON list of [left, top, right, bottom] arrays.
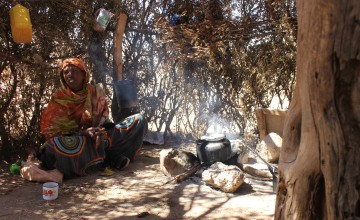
[[59, 58, 89, 90], [40, 58, 110, 140]]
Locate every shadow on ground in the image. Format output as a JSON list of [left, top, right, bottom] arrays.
[[0, 144, 275, 220]]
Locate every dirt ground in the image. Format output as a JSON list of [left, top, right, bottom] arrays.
[[0, 144, 276, 220]]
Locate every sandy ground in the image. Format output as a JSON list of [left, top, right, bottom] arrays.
[[0, 144, 276, 220]]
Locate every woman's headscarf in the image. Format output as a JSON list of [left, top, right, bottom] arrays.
[[40, 58, 110, 140], [59, 58, 89, 91]]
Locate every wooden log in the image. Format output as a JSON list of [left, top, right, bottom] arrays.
[[162, 163, 202, 186], [114, 13, 128, 81], [243, 164, 273, 179]]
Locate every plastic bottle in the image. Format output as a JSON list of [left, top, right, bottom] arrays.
[[9, 4, 32, 44]]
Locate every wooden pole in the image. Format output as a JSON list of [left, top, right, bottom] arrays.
[[114, 13, 128, 81]]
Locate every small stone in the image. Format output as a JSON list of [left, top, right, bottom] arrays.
[[159, 148, 200, 177], [257, 132, 282, 163]]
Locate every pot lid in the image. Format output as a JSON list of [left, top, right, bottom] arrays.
[[201, 133, 226, 142]]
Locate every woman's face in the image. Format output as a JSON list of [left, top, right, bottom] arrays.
[[62, 64, 85, 92]]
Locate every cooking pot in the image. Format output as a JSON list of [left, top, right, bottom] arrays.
[[196, 133, 232, 165]]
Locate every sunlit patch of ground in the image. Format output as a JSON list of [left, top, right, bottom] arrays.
[[0, 145, 275, 220]]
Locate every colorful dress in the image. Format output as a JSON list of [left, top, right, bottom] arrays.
[[39, 58, 147, 178]]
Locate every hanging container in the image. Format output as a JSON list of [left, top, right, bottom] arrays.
[[10, 4, 32, 44], [93, 8, 114, 32]]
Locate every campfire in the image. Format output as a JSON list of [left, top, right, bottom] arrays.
[[159, 119, 280, 193]]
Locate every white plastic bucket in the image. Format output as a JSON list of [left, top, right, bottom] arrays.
[[42, 182, 59, 200]]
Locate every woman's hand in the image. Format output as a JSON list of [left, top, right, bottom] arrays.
[[82, 127, 107, 141]]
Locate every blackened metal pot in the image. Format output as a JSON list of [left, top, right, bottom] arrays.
[[196, 136, 232, 165]]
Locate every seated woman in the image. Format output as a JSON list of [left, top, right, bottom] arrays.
[[22, 58, 147, 182]]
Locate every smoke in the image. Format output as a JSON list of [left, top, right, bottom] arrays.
[[88, 39, 109, 83], [199, 114, 240, 140], [198, 91, 240, 139]]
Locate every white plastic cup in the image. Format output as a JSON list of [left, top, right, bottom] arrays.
[[42, 182, 59, 200]]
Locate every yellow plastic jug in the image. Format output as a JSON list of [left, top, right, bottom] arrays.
[[10, 4, 32, 44]]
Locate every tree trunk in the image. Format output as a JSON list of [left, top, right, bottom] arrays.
[[274, 0, 360, 219], [111, 13, 128, 122], [114, 13, 127, 81]]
